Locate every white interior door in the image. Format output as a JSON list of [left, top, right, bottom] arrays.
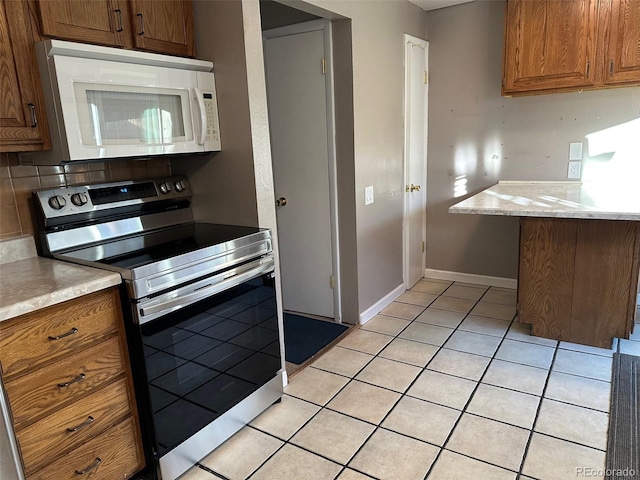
[[265, 28, 335, 319], [404, 36, 428, 289]]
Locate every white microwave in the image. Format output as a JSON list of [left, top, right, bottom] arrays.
[[20, 40, 221, 165]]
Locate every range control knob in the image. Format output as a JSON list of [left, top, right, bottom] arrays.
[[48, 195, 66, 210], [174, 180, 186, 193], [158, 182, 171, 194], [70, 192, 88, 206]]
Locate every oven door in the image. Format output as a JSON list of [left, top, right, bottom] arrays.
[[131, 255, 281, 459]]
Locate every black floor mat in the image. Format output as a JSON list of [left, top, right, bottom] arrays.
[[283, 313, 348, 365], [606, 353, 640, 480]]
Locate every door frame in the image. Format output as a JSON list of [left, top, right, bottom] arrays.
[[403, 34, 429, 290], [263, 19, 342, 322]]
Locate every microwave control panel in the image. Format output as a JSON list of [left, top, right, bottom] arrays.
[[203, 92, 219, 143]]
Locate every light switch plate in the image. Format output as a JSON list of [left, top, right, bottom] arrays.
[[569, 142, 583, 160], [365, 186, 374, 205]]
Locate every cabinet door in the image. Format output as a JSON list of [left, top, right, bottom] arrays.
[[36, 0, 132, 48], [129, 0, 194, 57], [604, 0, 640, 85], [0, 0, 50, 152], [503, 0, 598, 94]]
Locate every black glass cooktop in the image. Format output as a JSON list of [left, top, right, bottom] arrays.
[[61, 223, 265, 270]]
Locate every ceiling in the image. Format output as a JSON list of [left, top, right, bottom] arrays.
[[409, 0, 474, 11]]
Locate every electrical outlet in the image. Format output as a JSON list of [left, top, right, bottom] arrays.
[[568, 161, 582, 179], [365, 186, 374, 205]]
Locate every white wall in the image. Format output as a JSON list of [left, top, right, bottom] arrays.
[[426, 0, 640, 279]]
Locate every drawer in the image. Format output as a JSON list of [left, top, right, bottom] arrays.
[[27, 416, 144, 480], [18, 378, 133, 476], [0, 288, 121, 379], [5, 336, 126, 429]]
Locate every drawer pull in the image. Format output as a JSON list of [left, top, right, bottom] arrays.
[[66, 415, 94, 432], [48, 327, 78, 340], [75, 457, 101, 475], [136, 13, 144, 35], [28, 103, 37, 128], [114, 8, 124, 32], [58, 373, 86, 388]]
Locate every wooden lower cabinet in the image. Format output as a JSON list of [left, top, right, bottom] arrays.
[[518, 217, 640, 347], [0, 287, 144, 479], [17, 378, 132, 474], [0, 289, 121, 379], [28, 417, 143, 480]]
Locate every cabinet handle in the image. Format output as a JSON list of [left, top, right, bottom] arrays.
[[586, 61, 590, 77], [114, 8, 124, 32], [66, 415, 94, 433], [75, 457, 101, 475], [48, 327, 78, 341], [27, 103, 37, 128], [609, 60, 614, 75], [58, 373, 86, 388], [136, 13, 144, 35]]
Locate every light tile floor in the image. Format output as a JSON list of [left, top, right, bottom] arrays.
[[181, 279, 640, 480]]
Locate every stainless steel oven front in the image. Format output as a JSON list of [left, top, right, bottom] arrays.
[[127, 254, 282, 480], [34, 177, 284, 480]]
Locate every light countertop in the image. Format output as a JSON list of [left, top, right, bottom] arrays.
[[449, 181, 640, 221], [0, 236, 121, 322]]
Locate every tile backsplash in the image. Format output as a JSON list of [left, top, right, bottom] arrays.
[[0, 153, 171, 239]]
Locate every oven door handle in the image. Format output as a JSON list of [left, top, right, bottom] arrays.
[[138, 257, 274, 323]]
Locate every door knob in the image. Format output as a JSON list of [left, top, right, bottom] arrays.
[[276, 197, 287, 207], [406, 184, 421, 192]]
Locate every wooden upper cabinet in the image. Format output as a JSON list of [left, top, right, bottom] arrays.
[[503, 0, 597, 95], [35, 0, 195, 57], [0, 0, 50, 152], [129, 0, 195, 57], [603, 0, 640, 85], [37, 0, 132, 48], [503, 0, 640, 95]]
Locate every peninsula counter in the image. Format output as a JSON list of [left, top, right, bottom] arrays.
[[450, 182, 640, 348]]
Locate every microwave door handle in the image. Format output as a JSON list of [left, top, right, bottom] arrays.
[[192, 88, 207, 145]]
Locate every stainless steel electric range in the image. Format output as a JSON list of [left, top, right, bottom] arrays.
[[34, 176, 284, 480]]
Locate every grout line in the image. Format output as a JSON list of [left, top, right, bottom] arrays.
[[242, 425, 347, 475], [422, 311, 517, 479], [333, 465, 378, 479], [244, 441, 289, 479], [516, 344, 560, 477], [547, 369, 613, 384], [524, 430, 608, 453], [438, 448, 525, 476], [196, 463, 229, 479]]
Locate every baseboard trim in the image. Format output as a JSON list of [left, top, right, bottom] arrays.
[[359, 284, 405, 325], [424, 268, 517, 290]]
